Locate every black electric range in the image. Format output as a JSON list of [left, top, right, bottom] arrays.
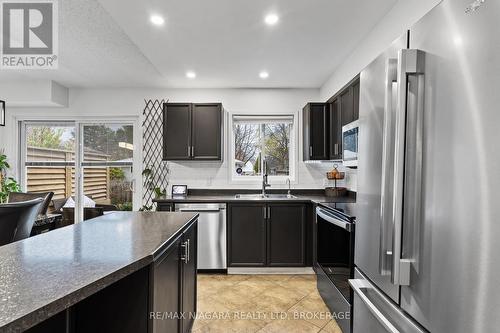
[[315, 201, 356, 333]]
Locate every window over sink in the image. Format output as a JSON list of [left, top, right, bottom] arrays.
[[231, 115, 295, 181]]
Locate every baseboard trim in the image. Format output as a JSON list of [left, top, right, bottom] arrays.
[[227, 267, 315, 275]]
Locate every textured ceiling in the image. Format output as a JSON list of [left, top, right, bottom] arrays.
[[0, 0, 398, 88], [0, 0, 163, 88]]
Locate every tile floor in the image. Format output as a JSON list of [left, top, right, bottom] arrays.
[[192, 274, 343, 333]]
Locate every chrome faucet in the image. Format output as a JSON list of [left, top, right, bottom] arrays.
[[286, 178, 291, 197], [262, 159, 271, 196]]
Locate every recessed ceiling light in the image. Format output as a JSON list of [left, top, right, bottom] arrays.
[[186, 71, 196, 79], [259, 71, 269, 79], [265, 13, 279, 26], [150, 15, 165, 26]]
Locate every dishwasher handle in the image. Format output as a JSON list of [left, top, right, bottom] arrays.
[[178, 208, 225, 213]]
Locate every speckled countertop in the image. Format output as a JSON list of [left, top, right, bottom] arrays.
[[154, 195, 355, 204], [0, 211, 198, 332]]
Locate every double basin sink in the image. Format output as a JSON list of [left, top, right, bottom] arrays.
[[234, 194, 297, 200]]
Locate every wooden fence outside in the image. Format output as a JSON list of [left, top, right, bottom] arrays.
[[26, 147, 109, 202]]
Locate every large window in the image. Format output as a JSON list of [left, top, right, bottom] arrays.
[[232, 115, 294, 180], [21, 121, 137, 221]]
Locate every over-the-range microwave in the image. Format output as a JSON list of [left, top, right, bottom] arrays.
[[342, 120, 359, 167]]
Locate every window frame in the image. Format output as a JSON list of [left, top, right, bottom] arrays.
[[18, 117, 141, 222], [229, 113, 298, 184]]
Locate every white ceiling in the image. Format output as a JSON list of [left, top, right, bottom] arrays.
[[0, 0, 398, 88]]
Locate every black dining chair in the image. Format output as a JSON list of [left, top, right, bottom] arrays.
[[0, 198, 44, 246], [8, 191, 54, 216], [61, 207, 104, 226]]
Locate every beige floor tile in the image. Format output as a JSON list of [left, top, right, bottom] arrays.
[[247, 274, 293, 283], [288, 294, 332, 328], [198, 296, 232, 313], [193, 319, 262, 333], [215, 287, 259, 310], [251, 288, 303, 313], [192, 318, 210, 331], [196, 274, 340, 333], [198, 279, 238, 297], [276, 278, 318, 296], [319, 320, 343, 333], [224, 274, 253, 283], [258, 319, 321, 333], [233, 279, 277, 296], [261, 285, 306, 304], [288, 274, 317, 282]]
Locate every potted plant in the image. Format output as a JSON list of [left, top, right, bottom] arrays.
[[0, 151, 20, 203]]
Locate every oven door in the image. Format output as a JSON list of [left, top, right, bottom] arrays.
[[342, 120, 359, 167], [315, 206, 355, 333]]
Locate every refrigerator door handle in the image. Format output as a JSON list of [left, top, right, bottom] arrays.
[[379, 58, 398, 276], [349, 279, 400, 333], [392, 49, 425, 286]]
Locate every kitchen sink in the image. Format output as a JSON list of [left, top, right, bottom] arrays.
[[234, 194, 297, 199], [266, 194, 298, 199]]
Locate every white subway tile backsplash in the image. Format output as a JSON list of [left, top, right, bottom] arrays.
[[167, 159, 357, 192]]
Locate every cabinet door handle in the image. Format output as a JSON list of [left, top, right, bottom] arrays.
[[309, 146, 312, 157], [263, 206, 267, 219], [186, 239, 190, 263], [267, 207, 271, 220], [180, 241, 188, 264], [191, 146, 195, 157], [187, 146, 191, 157], [334, 143, 339, 155]]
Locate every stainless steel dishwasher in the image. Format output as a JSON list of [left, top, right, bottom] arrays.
[[175, 203, 227, 270]]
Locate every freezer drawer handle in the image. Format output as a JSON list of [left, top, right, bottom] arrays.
[[349, 279, 400, 333]]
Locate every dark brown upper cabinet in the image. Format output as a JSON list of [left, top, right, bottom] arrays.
[[163, 103, 192, 160], [163, 103, 223, 161], [320, 76, 360, 161], [329, 98, 342, 160], [340, 87, 354, 126], [339, 78, 360, 126], [353, 80, 360, 121], [303, 103, 329, 161]]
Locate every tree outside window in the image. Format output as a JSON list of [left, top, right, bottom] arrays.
[[233, 116, 293, 179]]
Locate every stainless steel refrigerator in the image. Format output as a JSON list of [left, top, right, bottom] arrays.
[[350, 0, 500, 332]]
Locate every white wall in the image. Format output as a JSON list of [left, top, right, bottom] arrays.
[[0, 1, 447, 192], [320, 0, 442, 100], [2, 87, 355, 192]]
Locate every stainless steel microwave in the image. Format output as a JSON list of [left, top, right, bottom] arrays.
[[342, 120, 359, 167]]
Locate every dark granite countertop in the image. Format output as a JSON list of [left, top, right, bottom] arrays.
[[153, 189, 356, 205], [0, 211, 198, 332]]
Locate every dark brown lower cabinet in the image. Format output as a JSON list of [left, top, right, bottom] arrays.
[[181, 223, 197, 332], [157, 203, 174, 212], [26, 220, 198, 333], [151, 235, 182, 333], [228, 203, 267, 266], [267, 204, 306, 266], [228, 203, 307, 267], [151, 221, 198, 333]]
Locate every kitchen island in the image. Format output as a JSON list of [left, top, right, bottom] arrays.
[[0, 211, 198, 333]]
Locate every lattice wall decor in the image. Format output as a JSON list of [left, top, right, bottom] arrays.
[[142, 99, 169, 209]]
